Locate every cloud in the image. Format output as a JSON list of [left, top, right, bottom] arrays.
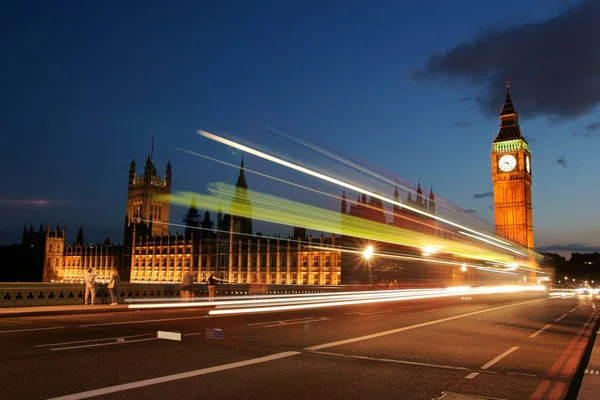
[[473, 191, 493, 199], [453, 120, 471, 127], [461, 209, 476, 213], [555, 156, 569, 169], [413, 0, 600, 120], [0, 199, 73, 206], [555, 155, 581, 169], [574, 122, 600, 137], [586, 122, 600, 132], [459, 96, 472, 103], [488, 205, 493, 211], [537, 244, 600, 253]]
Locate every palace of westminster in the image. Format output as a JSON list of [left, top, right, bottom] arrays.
[[20, 82, 533, 285]]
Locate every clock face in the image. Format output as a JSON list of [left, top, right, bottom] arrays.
[[498, 154, 517, 172], [526, 156, 531, 173]]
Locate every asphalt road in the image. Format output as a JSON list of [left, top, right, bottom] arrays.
[[1, 291, 598, 400]]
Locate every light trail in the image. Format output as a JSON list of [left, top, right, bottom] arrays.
[[127, 288, 447, 310], [127, 286, 545, 312], [174, 146, 343, 204], [207, 285, 547, 315], [264, 125, 498, 233], [458, 231, 525, 257], [197, 130, 533, 259], [309, 244, 517, 276], [163, 183, 520, 266]]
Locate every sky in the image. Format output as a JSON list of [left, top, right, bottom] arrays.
[[1, 0, 599, 254]]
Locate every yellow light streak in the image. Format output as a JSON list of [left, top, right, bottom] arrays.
[[197, 130, 532, 258], [160, 183, 521, 266]]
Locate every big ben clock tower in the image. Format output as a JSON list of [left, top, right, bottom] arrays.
[[491, 78, 534, 249]]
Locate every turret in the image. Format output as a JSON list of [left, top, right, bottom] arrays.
[[76, 225, 84, 246], [129, 157, 136, 185], [165, 159, 172, 187], [393, 184, 401, 225], [416, 181, 423, 205], [429, 186, 435, 214], [341, 191, 347, 215]]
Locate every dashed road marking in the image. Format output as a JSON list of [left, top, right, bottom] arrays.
[[555, 314, 567, 322], [247, 316, 329, 328], [529, 324, 552, 338], [35, 334, 150, 347], [51, 337, 158, 351], [465, 346, 520, 380], [305, 298, 546, 351], [346, 309, 394, 316]]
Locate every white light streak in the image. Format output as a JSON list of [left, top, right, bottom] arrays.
[[198, 130, 514, 249]]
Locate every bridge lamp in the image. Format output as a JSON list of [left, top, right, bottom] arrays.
[[363, 245, 374, 284], [363, 245, 374, 261], [422, 245, 438, 257]]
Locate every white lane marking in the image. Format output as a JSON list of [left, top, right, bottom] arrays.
[[51, 337, 158, 351], [310, 350, 468, 372], [0, 326, 66, 334], [463, 346, 519, 380], [529, 324, 552, 338], [555, 314, 568, 322], [157, 331, 182, 341], [35, 334, 151, 347], [247, 317, 329, 328], [247, 317, 316, 326], [79, 315, 207, 327], [305, 298, 546, 351], [346, 309, 394, 316], [263, 317, 329, 328], [47, 351, 300, 399], [480, 346, 519, 370]]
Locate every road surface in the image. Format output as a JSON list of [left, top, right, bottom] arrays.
[[1, 291, 598, 400]]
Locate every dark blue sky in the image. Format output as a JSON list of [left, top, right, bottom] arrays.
[[1, 0, 599, 253]]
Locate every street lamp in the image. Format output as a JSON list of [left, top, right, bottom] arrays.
[[363, 245, 374, 261], [363, 245, 374, 284], [460, 263, 467, 272]]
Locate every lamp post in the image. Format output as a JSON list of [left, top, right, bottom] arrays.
[[363, 245, 374, 284]]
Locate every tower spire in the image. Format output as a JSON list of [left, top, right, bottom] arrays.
[[500, 76, 516, 117], [494, 77, 523, 143], [236, 157, 247, 189], [150, 133, 155, 160]]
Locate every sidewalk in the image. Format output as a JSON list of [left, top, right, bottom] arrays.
[[577, 326, 600, 399]]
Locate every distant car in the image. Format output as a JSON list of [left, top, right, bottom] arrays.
[[575, 285, 592, 295]]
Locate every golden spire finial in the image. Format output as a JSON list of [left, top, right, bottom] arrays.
[[505, 76, 510, 93]]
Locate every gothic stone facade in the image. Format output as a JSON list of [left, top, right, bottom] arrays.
[[39, 153, 341, 285]]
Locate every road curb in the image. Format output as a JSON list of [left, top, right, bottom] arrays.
[[0, 306, 137, 318]]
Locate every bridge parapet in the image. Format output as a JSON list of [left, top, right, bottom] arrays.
[[0, 283, 346, 308]]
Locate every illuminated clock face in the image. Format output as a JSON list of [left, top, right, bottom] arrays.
[[526, 156, 531, 173], [498, 154, 517, 172]]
